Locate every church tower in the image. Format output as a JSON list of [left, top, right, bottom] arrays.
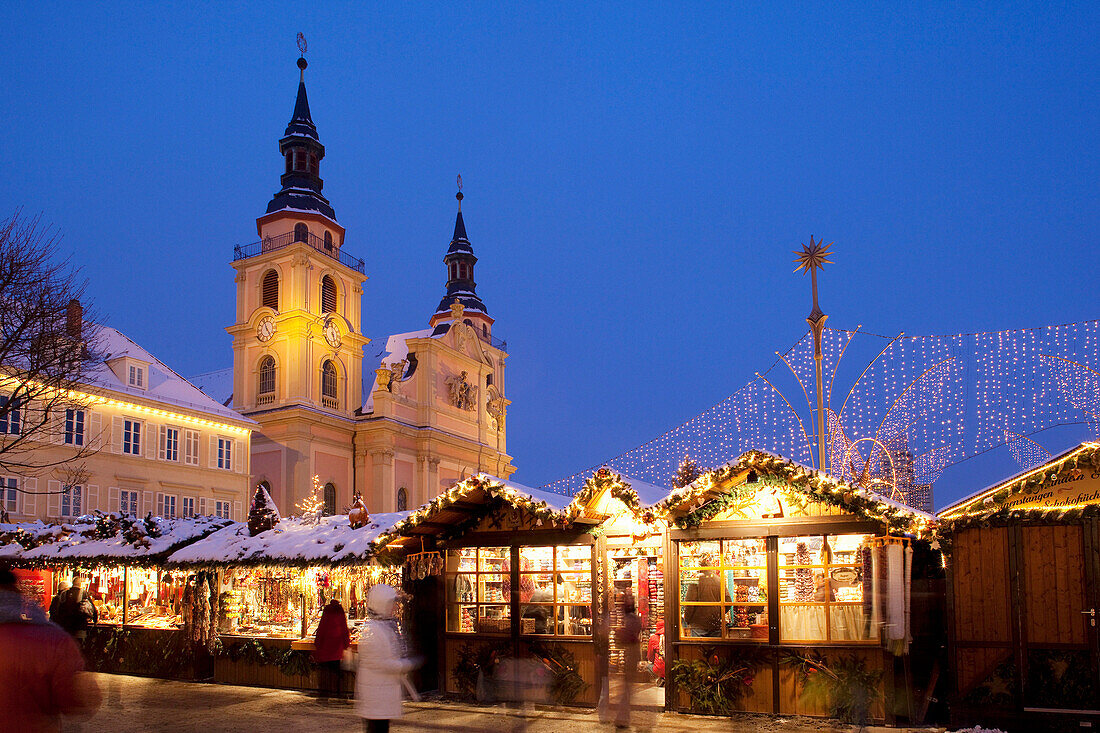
[[228, 54, 368, 513]]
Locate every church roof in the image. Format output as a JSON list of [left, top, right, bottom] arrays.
[[284, 76, 318, 141]]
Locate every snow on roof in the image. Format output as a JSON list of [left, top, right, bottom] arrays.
[[4, 515, 235, 566], [90, 327, 252, 425], [362, 328, 439, 412], [617, 475, 672, 507], [488, 475, 576, 513], [166, 512, 410, 567], [188, 367, 234, 408]]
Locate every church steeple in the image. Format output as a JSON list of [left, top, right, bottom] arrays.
[[431, 180, 489, 325], [265, 55, 336, 221]]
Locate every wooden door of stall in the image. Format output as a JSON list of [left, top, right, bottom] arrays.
[[1016, 521, 1099, 716], [949, 520, 1100, 723]]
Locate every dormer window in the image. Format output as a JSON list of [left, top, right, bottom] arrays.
[[128, 365, 145, 389]]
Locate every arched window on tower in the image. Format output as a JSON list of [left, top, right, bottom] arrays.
[[396, 487, 408, 512], [323, 483, 336, 516], [294, 223, 308, 243], [323, 231, 333, 251], [321, 360, 338, 405], [262, 270, 279, 310], [448, 263, 457, 281], [321, 275, 337, 314], [258, 356, 276, 397]]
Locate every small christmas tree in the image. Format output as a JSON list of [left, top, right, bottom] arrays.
[[247, 484, 281, 536], [672, 455, 704, 489], [794, 541, 814, 602], [296, 475, 324, 525]]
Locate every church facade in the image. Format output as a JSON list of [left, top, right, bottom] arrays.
[[200, 56, 514, 517]]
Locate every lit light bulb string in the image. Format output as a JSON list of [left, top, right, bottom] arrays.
[[542, 319, 1100, 501]]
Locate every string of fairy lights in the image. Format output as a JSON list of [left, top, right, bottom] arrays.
[[542, 320, 1100, 503]]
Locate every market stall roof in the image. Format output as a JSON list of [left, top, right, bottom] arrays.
[[380, 474, 578, 549], [165, 512, 410, 568], [0, 514, 235, 567], [935, 442, 1100, 531], [652, 449, 934, 533], [563, 468, 671, 523]]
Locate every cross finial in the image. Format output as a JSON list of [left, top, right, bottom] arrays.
[[456, 174, 463, 211], [296, 33, 308, 82]]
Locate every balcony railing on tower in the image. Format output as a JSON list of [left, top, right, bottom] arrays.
[[233, 231, 365, 274]]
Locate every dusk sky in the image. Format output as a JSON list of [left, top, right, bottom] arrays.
[[5, 2, 1097, 508]]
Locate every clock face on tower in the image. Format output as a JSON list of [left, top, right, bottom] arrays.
[[323, 318, 342, 349], [257, 316, 276, 342]]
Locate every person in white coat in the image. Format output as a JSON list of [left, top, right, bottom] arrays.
[[355, 584, 418, 733]]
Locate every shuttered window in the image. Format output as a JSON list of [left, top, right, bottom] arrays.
[[321, 275, 337, 314], [262, 270, 279, 310]]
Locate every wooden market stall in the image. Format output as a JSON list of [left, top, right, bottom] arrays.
[[0, 513, 235, 679], [379, 471, 670, 707], [164, 506, 409, 692], [937, 442, 1100, 730], [653, 450, 937, 724]]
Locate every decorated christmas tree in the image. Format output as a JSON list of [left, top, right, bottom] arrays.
[[247, 484, 281, 536], [296, 475, 324, 525], [794, 542, 814, 602], [672, 456, 704, 489]]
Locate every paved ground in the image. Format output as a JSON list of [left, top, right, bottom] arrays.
[[68, 673, 940, 733]]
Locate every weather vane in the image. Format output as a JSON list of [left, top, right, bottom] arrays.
[[793, 235, 835, 472], [297, 32, 307, 56], [456, 174, 463, 210]]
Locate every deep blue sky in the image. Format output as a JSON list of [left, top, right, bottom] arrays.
[[5, 3, 1098, 508]]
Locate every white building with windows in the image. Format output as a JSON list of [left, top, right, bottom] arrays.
[[1, 326, 255, 523]]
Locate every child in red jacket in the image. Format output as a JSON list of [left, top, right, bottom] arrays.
[[647, 620, 665, 684]]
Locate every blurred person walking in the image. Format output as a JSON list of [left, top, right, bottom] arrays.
[[0, 563, 102, 732], [614, 593, 643, 729], [355, 584, 420, 733], [314, 597, 352, 699], [49, 576, 97, 640]]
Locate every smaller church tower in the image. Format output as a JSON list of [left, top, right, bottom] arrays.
[[429, 185, 494, 340]]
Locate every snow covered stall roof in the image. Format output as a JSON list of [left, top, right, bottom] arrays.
[[0, 515, 235, 567], [165, 512, 410, 569]]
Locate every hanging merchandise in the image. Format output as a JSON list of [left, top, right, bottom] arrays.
[[794, 542, 814, 602], [404, 537, 443, 579]]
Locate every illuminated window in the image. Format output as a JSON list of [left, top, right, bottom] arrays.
[[518, 545, 592, 637], [446, 547, 511, 634]]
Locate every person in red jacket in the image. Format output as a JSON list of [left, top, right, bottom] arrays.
[[313, 598, 352, 699], [0, 563, 102, 732], [647, 619, 665, 684]]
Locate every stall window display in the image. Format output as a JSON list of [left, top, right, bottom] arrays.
[[219, 565, 400, 640], [679, 539, 768, 641], [518, 545, 592, 637], [778, 534, 871, 643], [53, 566, 188, 629], [446, 547, 511, 634]]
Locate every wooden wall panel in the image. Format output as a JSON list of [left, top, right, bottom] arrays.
[[955, 647, 1010, 695], [952, 527, 1011, 643], [1022, 524, 1085, 646]]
